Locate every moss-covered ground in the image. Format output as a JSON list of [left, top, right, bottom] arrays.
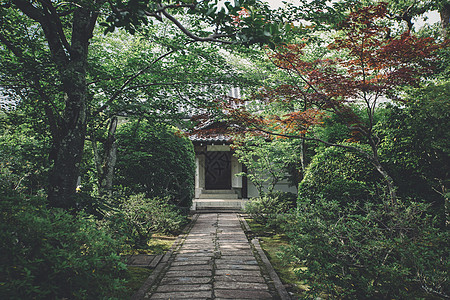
[[245, 218, 308, 298], [122, 234, 177, 297]]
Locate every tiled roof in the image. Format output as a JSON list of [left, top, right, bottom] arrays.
[[189, 133, 231, 143]]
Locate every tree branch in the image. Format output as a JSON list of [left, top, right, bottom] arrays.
[[12, 0, 69, 67], [0, 32, 24, 58], [93, 43, 195, 116], [160, 6, 234, 44], [247, 124, 374, 162], [40, 0, 72, 53]]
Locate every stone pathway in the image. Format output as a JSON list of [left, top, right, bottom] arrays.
[[133, 213, 288, 299]]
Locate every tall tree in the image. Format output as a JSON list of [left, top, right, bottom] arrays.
[[0, 0, 285, 208]]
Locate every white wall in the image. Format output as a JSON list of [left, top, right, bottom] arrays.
[[246, 178, 297, 198]]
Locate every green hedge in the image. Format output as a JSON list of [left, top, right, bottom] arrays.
[[282, 196, 449, 298], [298, 145, 381, 204], [115, 120, 195, 208], [284, 144, 449, 298]]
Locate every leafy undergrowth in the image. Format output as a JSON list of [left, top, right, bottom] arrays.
[[245, 219, 308, 298]]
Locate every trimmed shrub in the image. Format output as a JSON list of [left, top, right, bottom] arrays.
[[298, 145, 381, 204], [115, 120, 195, 208], [0, 194, 126, 299], [103, 194, 188, 249], [376, 91, 449, 223], [282, 196, 449, 299]]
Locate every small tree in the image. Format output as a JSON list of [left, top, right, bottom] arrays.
[[233, 134, 299, 195]]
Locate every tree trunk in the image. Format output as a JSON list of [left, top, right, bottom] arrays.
[[48, 63, 88, 209], [372, 158, 397, 202], [440, 4, 450, 39], [367, 138, 397, 203], [47, 8, 94, 209], [94, 116, 119, 197]]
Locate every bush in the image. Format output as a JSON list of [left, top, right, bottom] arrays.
[[245, 191, 297, 227], [0, 124, 49, 195], [103, 194, 188, 249], [282, 195, 449, 299], [298, 145, 381, 204], [0, 193, 127, 299], [376, 88, 449, 222], [115, 120, 195, 208]]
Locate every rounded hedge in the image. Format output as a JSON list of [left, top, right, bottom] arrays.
[[115, 120, 195, 208], [299, 145, 381, 204]]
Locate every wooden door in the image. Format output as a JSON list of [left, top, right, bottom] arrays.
[[205, 151, 231, 190]]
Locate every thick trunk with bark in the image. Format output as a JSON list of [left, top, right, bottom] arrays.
[[47, 8, 94, 209], [48, 61, 88, 209]]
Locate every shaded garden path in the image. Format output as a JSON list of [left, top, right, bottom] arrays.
[[132, 213, 289, 299]]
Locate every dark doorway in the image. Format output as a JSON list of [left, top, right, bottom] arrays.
[[205, 151, 231, 190]]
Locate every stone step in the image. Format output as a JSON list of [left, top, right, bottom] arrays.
[[201, 189, 236, 194], [199, 193, 238, 199], [192, 199, 246, 211]]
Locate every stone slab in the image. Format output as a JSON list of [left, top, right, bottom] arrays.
[[219, 250, 254, 256], [169, 265, 213, 271], [171, 260, 210, 266], [150, 291, 212, 299], [175, 256, 212, 262], [214, 275, 265, 283], [215, 264, 260, 270], [215, 269, 262, 276], [214, 289, 273, 299], [161, 277, 212, 285], [216, 259, 258, 265], [156, 284, 212, 292], [177, 250, 214, 255], [165, 270, 212, 277], [214, 281, 269, 290]]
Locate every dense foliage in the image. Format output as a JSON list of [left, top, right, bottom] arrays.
[[283, 195, 448, 299], [233, 134, 301, 195], [238, 3, 449, 295], [0, 193, 127, 299], [244, 191, 297, 226], [115, 120, 195, 208], [1, 0, 448, 298], [377, 83, 450, 221]]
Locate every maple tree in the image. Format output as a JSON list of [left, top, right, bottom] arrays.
[[194, 2, 439, 201]]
